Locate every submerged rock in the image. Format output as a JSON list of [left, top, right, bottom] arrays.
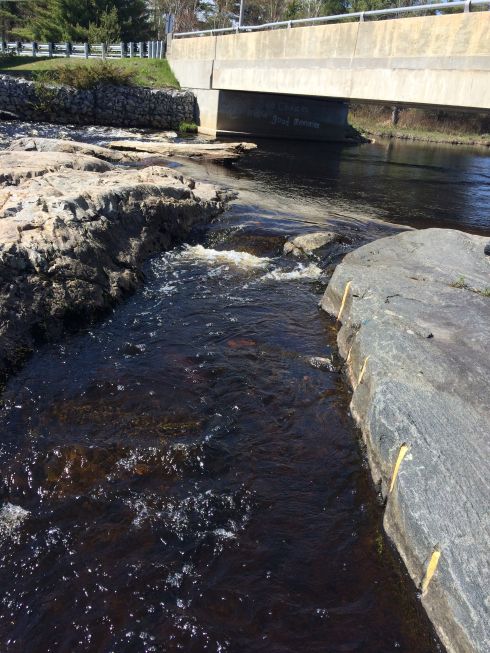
[[0, 145, 225, 382], [284, 231, 346, 257], [321, 228, 490, 653]]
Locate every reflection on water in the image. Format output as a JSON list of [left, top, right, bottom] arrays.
[[0, 120, 485, 652]]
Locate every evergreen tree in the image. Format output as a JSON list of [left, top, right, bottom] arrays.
[[18, 0, 150, 43]]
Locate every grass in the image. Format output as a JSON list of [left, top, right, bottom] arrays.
[[178, 121, 198, 134], [0, 55, 179, 89], [450, 276, 490, 297], [450, 275, 468, 289]]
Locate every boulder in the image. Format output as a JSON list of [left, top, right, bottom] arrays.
[[284, 231, 346, 257], [321, 227, 490, 653]]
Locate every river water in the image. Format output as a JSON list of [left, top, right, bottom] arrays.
[[1, 123, 489, 652]]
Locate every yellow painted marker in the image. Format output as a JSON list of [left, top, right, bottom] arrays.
[[421, 546, 441, 595], [388, 443, 409, 494], [356, 356, 370, 387], [337, 281, 352, 322], [346, 344, 354, 364]]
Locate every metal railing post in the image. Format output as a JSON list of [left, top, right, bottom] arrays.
[[129, 42, 134, 58], [32, 42, 36, 57], [120, 41, 125, 58], [101, 43, 106, 59], [84, 42, 89, 59], [139, 41, 144, 58], [48, 42, 53, 58], [239, 0, 245, 27], [65, 42, 70, 57], [464, 0, 471, 11]]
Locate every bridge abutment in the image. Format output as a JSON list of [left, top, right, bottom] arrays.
[[193, 88, 351, 141]]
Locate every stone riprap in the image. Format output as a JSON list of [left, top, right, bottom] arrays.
[[0, 74, 194, 128], [321, 228, 490, 653], [0, 144, 225, 383]]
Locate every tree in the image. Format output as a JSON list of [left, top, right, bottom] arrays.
[[18, 0, 151, 43], [88, 6, 120, 46]]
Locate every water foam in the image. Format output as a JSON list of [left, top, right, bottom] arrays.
[[0, 502, 29, 541], [179, 245, 270, 270], [262, 263, 323, 281]]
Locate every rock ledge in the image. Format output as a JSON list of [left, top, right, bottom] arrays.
[[321, 228, 490, 653]]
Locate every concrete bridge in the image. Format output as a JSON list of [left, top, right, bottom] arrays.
[[167, 7, 490, 140]]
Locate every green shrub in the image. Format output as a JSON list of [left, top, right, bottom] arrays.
[[32, 70, 57, 112], [34, 60, 135, 90], [179, 121, 198, 134]]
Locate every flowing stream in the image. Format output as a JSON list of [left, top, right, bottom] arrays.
[[1, 122, 489, 652]]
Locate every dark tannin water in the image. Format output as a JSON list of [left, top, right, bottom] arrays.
[[1, 123, 488, 652]]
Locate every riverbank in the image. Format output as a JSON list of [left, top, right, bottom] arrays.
[[350, 105, 490, 148], [0, 56, 179, 89], [0, 139, 226, 384], [321, 228, 490, 653], [0, 71, 192, 128]]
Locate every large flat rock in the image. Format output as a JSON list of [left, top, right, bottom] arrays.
[[321, 228, 490, 653]]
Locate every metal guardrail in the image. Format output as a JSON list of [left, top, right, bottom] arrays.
[[173, 0, 490, 37], [1, 40, 167, 59]]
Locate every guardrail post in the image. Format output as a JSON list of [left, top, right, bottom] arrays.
[[48, 42, 53, 58], [84, 42, 89, 59], [16, 41, 21, 55], [0, 42, 4, 54], [65, 41, 70, 57], [129, 42, 134, 58], [139, 41, 144, 58], [32, 42, 37, 57], [359, 11, 365, 22], [120, 41, 125, 58], [464, 0, 471, 11]]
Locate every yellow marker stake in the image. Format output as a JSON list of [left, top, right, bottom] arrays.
[[356, 356, 369, 387], [388, 443, 409, 494], [421, 546, 441, 595], [346, 344, 353, 364], [336, 281, 352, 322]]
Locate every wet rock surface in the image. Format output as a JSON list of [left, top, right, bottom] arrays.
[[321, 228, 490, 653], [284, 230, 347, 257], [0, 143, 224, 382]]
